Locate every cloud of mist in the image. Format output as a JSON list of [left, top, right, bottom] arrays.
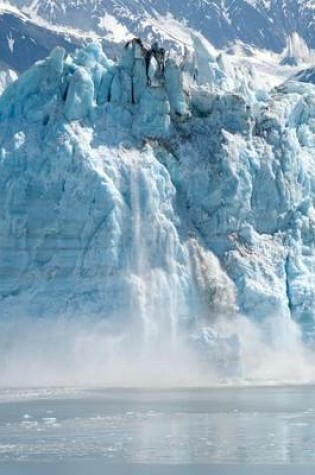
[[0, 311, 314, 388]]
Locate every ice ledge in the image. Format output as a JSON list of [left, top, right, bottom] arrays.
[[0, 41, 190, 141]]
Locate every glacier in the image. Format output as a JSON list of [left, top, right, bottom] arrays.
[[0, 39, 314, 384]]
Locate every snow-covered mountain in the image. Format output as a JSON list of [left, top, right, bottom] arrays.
[[5, 0, 315, 52], [2, 0, 315, 81], [0, 35, 314, 383], [0, 3, 80, 73]]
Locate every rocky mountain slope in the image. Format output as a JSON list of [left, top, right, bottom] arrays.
[[6, 0, 315, 52], [0, 3, 78, 72]]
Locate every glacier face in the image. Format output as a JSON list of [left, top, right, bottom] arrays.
[[0, 40, 315, 383], [0, 44, 203, 336]]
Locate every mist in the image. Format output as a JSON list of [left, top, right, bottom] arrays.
[[0, 311, 314, 388]]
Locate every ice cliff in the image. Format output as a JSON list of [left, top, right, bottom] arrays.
[[0, 41, 314, 379]]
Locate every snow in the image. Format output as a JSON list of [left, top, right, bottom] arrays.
[[98, 13, 130, 42], [0, 65, 17, 94], [0, 1, 21, 15], [281, 32, 315, 66], [0, 35, 314, 382], [7, 33, 14, 52]]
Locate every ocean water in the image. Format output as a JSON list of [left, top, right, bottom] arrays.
[[0, 386, 314, 474]]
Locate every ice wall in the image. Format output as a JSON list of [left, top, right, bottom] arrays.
[[0, 42, 235, 369], [0, 42, 314, 382], [173, 81, 315, 343]]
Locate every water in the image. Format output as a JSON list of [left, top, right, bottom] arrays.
[[0, 386, 315, 474]]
